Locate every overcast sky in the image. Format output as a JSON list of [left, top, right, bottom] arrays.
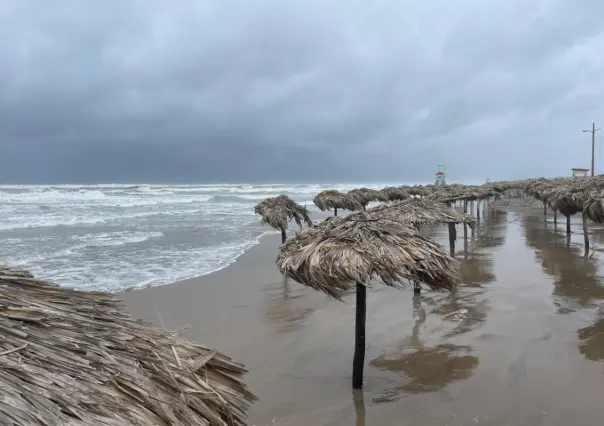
[[1, 0, 604, 184]]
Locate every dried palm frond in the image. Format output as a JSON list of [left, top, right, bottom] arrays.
[[276, 212, 461, 300], [313, 189, 363, 213], [255, 194, 312, 230], [0, 267, 256, 426]]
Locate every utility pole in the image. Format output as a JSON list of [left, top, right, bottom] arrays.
[[583, 122, 601, 176]]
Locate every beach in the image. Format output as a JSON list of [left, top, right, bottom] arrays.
[[120, 202, 604, 426]]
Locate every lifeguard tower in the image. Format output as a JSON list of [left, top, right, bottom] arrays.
[[435, 165, 446, 186]]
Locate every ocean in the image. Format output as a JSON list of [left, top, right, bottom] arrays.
[[0, 183, 393, 292]]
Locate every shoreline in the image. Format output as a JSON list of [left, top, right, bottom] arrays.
[[121, 209, 334, 293], [118, 198, 548, 295], [121, 229, 276, 293], [121, 199, 534, 293]]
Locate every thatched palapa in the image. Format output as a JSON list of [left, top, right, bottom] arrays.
[[276, 212, 460, 389], [380, 186, 409, 201], [255, 194, 312, 243], [347, 188, 388, 210], [368, 199, 476, 229], [584, 190, 604, 223], [276, 212, 461, 299], [0, 268, 256, 426], [313, 189, 362, 216]]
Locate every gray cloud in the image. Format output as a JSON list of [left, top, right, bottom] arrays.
[[1, 0, 604, 183]]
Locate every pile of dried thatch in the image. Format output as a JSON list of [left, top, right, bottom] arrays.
[[0, 268, 255, 426], [276, 212, 461, 299], [313, 189, 362, 215], [254, 194, 312, 232]]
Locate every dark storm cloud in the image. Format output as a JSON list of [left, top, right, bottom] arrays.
[[1, 0, 604, 183]]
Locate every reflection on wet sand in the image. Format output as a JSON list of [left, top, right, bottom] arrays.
[[459, 252, 495, 286], [474, 209, 508, 249], [369, 295, 480, 402], [428, 287, 490, 338], [578, 316, 604, 361], [352, 389, 365, 426], [264, 276, 316, 333], [523, 216, 604, 312], [523, 213, 604, 370], [371, 343, 478, 396]]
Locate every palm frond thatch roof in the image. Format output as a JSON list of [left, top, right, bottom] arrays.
[[547, 186, 589, 216], [254, 194, 312, 230], [367, 198, 476, 228], [405, 185, 429, 197], [347, 187, 388, 207], [276, 212, 461, 300], [0, 267, 256, 426], [313, 189, 362, 212], [584, 190, 604, 223], [380, 186, 409, 201]]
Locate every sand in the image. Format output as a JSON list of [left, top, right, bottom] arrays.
[[120, 204, 604, 426]]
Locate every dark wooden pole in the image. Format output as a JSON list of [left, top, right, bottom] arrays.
[[543, 202, 547, 218], [352, 282, 367, 389], [583, 211, 590, 254], [281, 228, 287, 244], [334, 207, 338, 216], [470, 200, 476, 238], [476, 200, 481, 221], [554, 210, 557, 228], [463, 200, 468, 242], [448, 223, 456, 255], [566, 215, 571, 234]]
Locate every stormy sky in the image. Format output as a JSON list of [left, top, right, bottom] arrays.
[[1, 0, 604, 184]]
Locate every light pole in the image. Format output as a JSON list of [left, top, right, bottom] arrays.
[[583, 122, 601, 176]]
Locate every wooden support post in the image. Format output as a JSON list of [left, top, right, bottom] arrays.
[[583, 211, 590, 255], [352, 283, 367, 389]]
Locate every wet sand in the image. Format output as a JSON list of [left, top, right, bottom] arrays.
[[120, 204, 604, 426]]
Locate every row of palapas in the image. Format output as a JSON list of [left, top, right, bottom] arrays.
[[523, 176, 604, 252], [254, 176, 604, 391], [254, 182, 509, 247], [3, 177, 593, 425], [255, 182, 513, 390]]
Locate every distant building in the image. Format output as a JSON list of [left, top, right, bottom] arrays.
[[571, 168, 590, 177]]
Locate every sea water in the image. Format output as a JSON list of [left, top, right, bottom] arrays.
[[0, 183, 395, 291]]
